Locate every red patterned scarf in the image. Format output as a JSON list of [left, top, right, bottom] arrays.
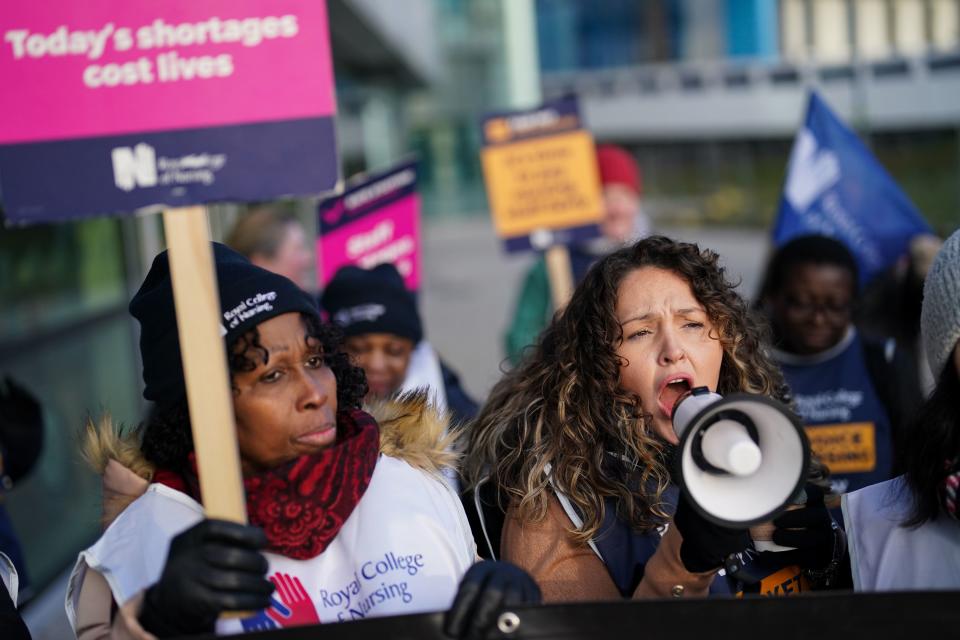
[[944, 457, 959, 521], [154, 408, 380, 559]]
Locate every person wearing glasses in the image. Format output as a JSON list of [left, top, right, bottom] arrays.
[[759, 235, 921, 496]]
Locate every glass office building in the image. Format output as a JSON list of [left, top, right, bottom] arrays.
[[535, 0, 960, 233]]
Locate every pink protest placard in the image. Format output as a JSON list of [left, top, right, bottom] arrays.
[[318, 162, 421, 291], [0, 0, 335, 144], [0, 0, 339, 223]]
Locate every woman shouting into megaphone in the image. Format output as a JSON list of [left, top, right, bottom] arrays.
[[465, 236, 842, 600]]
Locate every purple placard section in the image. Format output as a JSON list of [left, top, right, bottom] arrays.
[[317, 161, 420, 291], [0, 1, 338, 224], [480, 94, 581, 146], [0, 116, 337, 224], [502, 223, 601, 253]]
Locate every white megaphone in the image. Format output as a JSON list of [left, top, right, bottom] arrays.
[[672, 387, 810, 528]]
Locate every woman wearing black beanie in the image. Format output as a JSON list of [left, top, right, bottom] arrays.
[[65, 244, 538, 638], [321, 263, 479, 429]]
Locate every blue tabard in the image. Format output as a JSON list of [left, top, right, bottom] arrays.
[[774, 330, 894, 494], [591, 488, 674, 596], [589, 485, 729, 596]]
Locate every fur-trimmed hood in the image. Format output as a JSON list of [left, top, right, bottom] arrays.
[[82, 391, 459, 530]]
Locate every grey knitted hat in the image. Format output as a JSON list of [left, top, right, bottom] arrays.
[[921, 228, 960, 379]]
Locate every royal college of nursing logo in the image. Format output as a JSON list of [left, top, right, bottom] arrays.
[[111, 142, 227, 192], [784, 128, 841, 211], [111, 143, 158, 191]]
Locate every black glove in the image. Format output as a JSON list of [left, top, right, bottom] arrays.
[[443, 561, 541, 640], [674, 493, 752, 573], [0, 377, 44, 482], [769, 484, 841, 570], [139, 519, 274, 637]]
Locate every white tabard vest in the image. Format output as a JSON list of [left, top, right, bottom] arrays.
[[842, 475, 960, 591], [66, 455, 476, 634], [400, 341, 461, 490], [401, 341, 448, 412]]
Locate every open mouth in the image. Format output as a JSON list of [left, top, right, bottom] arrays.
[[657, 376, 692, 418]]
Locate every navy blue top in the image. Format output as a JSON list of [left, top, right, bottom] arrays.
[[775, 330, 894, 494]]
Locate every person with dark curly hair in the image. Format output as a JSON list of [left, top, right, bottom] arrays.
[[65, 243, 539, 638], [843, 228, 960, 589], [465, 235, 841, 600]]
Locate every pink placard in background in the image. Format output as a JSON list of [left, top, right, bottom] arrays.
[[319, 194, 421, 292], [0, 0, 335, 144]]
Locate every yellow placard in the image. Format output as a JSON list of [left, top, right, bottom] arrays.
[[481, 129, 604, 238], [804, 422, 877, 474]]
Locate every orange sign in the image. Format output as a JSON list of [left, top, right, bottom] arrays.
[[480, 97, 603, 250], [760, 566, 810, 596], [804, 422, 877, 474]]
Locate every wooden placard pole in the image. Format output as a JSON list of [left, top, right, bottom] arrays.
[[162, 206, 247, 524], [545, 244, 574, 312]]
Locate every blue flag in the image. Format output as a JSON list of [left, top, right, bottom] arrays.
[[773, 92, 932, 287]]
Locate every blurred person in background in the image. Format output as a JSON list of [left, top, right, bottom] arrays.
[[321, 263, 479, 430], [857, 233, 944, 397], [843, 228, 960, 589], [759, 235, 921, 495], [504, 145, 649, 365], [227, 206, 314, 292], [0, 377, 44, 602]]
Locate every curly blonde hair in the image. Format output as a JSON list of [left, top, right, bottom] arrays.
[[465, 236, 791, 544]]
